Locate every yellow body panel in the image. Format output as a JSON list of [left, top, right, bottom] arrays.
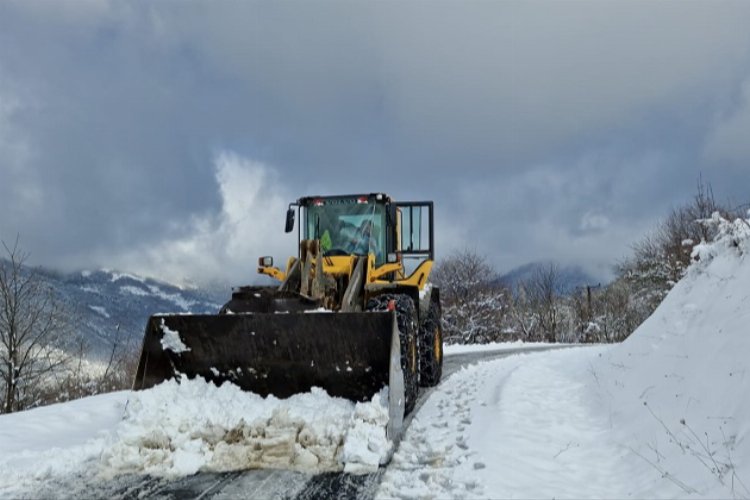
[[258, 266, 286, 281], [322, 255, 357, 276], [259, 248, 432, 291]]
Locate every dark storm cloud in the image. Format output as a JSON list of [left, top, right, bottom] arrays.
[[1, 1, 750, 283]]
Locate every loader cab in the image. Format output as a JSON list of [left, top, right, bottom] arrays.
[[288, 193, 434, 271], [296, 194, 390, 265]]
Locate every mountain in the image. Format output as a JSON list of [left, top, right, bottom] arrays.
[[495, 261, 602, 295], [33, 267, 226, 360]]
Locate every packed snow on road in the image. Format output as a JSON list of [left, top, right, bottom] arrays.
[[0, 378, 393, 496], [2, 214, 750, 499]]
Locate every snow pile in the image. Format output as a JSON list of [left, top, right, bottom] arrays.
[[100, 378, 392, 478], [340, 394, 393, 474], [585, 214, 750, 498], [0, 379, 395, 495]]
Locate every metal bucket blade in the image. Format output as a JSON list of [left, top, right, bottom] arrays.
[[133, 312, 398, 403]]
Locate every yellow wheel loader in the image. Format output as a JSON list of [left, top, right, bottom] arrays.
[[132, 193, 442, 439]]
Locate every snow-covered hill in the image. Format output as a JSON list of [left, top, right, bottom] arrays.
[[33, 267, 224, 358], [1, 214, 749, 498]]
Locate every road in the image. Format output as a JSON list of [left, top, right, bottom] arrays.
[[36, 345, 569, 500]]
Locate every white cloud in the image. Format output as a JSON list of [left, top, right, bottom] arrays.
[[112, 152, 296, 286]]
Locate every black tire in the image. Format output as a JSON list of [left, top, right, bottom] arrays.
[[418, 298, 443, 387], [366, 293, 419, 414]]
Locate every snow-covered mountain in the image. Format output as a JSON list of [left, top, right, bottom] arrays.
[[34, 267, 225, 359]]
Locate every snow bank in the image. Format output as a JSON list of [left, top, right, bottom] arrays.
[[100, 378, 392, 478], [0, 378, 396, 495], [0, 391, 129, 496], [586, 214, 750, 498]]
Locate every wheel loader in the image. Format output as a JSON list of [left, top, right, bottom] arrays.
[[132, 193, 442, 440]]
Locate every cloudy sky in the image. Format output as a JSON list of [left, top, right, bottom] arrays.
[[1, 1, 750, 286]]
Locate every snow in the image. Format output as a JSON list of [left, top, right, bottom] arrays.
[[88, 304, 110, 318], [2, 215, 750, 498], [443, 339, 563, 355], [379, 215, 750, 499], [120, 284, 149, 296], [0, 391, 128, 495], [120, 283, 200, 311], [0, 380, 394, 495], [100, 379, 391, 478], [304, 307, 333, 313], [159, 319, 191, 353], [146, 284, 197, 311], [418, 282, 432, 300], [109, 271, 146, 283]]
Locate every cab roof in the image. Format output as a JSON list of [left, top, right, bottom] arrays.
[[295, 193, 392, 206]]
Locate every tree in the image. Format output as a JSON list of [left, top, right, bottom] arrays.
[[616, 179, 739, 331], [512, 263, 572, 342], [0, 238, 74, 413], [431, 249, 509, 344]]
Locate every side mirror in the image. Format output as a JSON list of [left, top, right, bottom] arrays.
[[285, 208, 295, 233], [258, 256, 273, 268]]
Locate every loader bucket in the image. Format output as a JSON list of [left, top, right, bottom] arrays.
[[132, 311, 405, 439]]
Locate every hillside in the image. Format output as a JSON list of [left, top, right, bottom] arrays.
[[32, 267, 224, 359], [495, 261, 600, 294]]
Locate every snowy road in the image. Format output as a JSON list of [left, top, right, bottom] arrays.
[[14, 344, 568, 500], [6, 217, 750, 499]]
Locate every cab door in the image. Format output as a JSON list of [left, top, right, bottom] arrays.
[[395, 201, 434, 274]]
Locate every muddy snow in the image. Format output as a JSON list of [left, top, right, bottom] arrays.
[[101, 378, 392, 478]]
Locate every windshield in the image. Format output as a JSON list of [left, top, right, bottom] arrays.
[[304, 198, 387, 264]]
